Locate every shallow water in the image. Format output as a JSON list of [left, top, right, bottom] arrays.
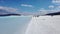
[[0, 16, 32, 34]]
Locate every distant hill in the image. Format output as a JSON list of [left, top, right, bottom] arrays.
[[0, 14, 21, 16], [46, 12, 60, 16]]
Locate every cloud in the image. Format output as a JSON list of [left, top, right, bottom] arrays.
[[37, 8, 48, 15], [48, 5, 60, 11], [48, 5, 54, 9], [21, 4, 33, 7], [52, 0, 60, 4], [0, 6, 18, 12], [37, 7, 60, 16], [0, 6, 18, 14]]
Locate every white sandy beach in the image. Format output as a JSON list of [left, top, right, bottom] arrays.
[[26, 15, 60, 34]]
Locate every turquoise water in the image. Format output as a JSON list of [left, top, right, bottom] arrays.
[[0, 16, 32, 34]]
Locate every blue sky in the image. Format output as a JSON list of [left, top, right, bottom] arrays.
[[0, 0, 51, 12], [0, 0, 60, 15]]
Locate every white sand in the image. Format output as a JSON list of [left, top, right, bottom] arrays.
[[25, 15, 60, 34]]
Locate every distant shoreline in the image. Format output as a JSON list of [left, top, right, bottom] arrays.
[[0, 14, 21, 16]]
